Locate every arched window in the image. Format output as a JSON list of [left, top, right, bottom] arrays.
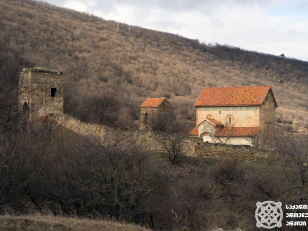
[[22, 102, 29, 120], [226, 114, 234, 126], [144, 113, 148, 124], [206, 114, 214, 119]]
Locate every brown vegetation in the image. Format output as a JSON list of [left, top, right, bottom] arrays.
[[0, 214, 150, 231], [0, 0, 308, 132], [1, 111, 308, 230], [2, 0, 308, 230]]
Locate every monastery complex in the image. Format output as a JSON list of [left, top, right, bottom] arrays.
[[19, 67, 277, 151]]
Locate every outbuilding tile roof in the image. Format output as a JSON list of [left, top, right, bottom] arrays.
[[188, 127, 198, 136], [195, 86, 272, 107], [215, 127, 261, 137], [140, 97, 166, 108]]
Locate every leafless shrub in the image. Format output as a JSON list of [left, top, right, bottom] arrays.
[[85, 91, 119, 125], [0, 123, 168, 227], [206, 156, 243, 184], [275, 133, 308, 206], [148, 112, 172, 133], [160, 133, 183, 165]]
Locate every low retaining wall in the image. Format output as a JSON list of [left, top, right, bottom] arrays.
[[181, 137, 279, 161], [52, 114, 279, 162]]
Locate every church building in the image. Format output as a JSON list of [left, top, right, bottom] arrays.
[[188, 86, 277, 148]]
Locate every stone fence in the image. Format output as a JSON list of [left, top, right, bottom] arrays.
[[51, 114, 279, 162], [182, 137, 279, 161]]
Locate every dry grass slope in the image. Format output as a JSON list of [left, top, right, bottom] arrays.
[[0, 0, 308, 132], [0, 215, 151, 231]]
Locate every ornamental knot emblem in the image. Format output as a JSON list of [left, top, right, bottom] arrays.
[[255, 201, 283, 229]]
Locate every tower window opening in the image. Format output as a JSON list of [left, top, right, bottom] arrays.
[[22, 102, 29, 113], [229, 117, 231, 124], [51, 88, 57, 97]]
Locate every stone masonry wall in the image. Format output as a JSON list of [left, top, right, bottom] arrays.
[[53, 114, 279, 162], [53, 114, 165, 151], [181, 137, 279, 161]]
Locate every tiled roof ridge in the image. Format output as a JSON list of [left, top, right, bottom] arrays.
[[140, 97, 167, 108], [195, 86, 272, 107], [203, 85, 270, 90]]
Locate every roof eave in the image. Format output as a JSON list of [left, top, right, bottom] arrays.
[[270, 88, 278, 108], [139, 105, 158, 108], [260, 86, 271, 106], [195, 104, 261, 108], [161, 98, 173, 109], [139, 97, 167, 108]]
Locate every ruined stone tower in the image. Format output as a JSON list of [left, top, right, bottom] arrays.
[[19, 67, 63, 121]]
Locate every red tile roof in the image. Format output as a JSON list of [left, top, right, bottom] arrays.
[[188, 126, 198, 136], [195, 86, 272, 107], [197, 118, 224, 127], [140, 97, 166, 108], [215, 127, 261, 137]]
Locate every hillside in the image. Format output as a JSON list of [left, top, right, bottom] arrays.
[[0, 0, 308, 132]]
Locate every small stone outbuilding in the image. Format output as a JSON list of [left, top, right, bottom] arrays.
[[188, 86, 277, 149], [139, 97, 173, 132]]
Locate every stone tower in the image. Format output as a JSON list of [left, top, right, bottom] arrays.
[[19, 67, 64, 121], [139, 97, 173, 132]]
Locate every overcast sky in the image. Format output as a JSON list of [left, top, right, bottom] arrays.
[[42, 0, 308, 61]]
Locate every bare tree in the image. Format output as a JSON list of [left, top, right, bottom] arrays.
[[0, 49, 20, 130], [161, 133, 183, 165], [68, 131, 165, 222], [149, 112, 171, 133], [86, 91, 119, 125], [276, 133, 308, 205]]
